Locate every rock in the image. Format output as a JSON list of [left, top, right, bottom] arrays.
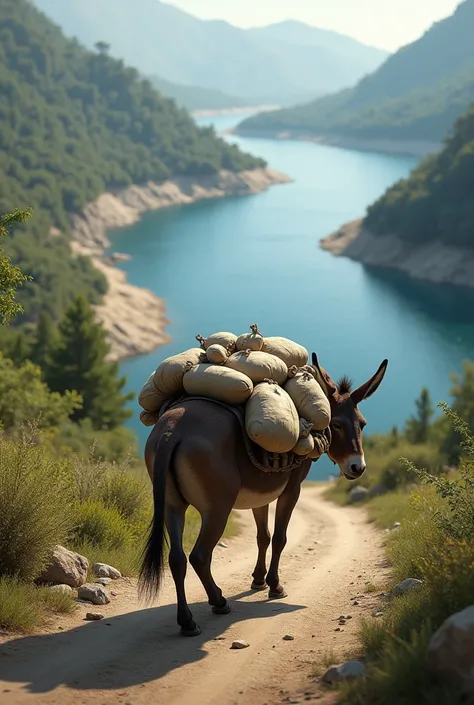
[[282, 634, 295, 641], [76, 599, 94, 605], [38, 546, 89, 587], [77, 584, 110, 605], [349, 486, 369, 504], [392, 522, 401, 529], [85, 612, 104, 621], [322, 660, 366, 684], [217, 541, 228, 548], [231, 640, 249, 650], [427, 606, 474, 694], [369, 484, 388, 498], [92, 563, 122, 580], [392, 578, 423, 596], [47, 584, 73, 595], [94, 577, 112, 586]]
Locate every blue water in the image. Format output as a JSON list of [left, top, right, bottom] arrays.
[[113, 114, 474, 479]]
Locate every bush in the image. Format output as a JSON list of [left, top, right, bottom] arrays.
[[0, 432, 73, 581], [99, 468, 150, 521], [0, 577, 76, 632], [71, 498, 133, 550]]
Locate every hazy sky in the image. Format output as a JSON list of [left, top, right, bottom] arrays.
[[164, 0, 461, 51]]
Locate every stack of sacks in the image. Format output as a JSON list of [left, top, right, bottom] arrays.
[[138, 325, 331, 458]]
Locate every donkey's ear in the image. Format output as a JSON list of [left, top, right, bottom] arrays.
[[311, 352, 337, 398], [351, 359, 388, 406]]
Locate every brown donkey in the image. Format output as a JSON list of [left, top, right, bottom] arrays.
[[140, 353, 388, 636]]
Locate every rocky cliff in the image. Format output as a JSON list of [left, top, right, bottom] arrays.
[[320, 219, 474, 289]]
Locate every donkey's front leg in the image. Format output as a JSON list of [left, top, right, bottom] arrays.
[[266, 479, 302, 599]]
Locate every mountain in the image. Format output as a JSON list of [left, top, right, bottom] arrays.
[[32, 0, 388, 106], [148, 76, 247, 112], [238, 1, 474, 146], [0, 0, 263, 325]]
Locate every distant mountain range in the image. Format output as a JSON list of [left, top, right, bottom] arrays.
[[237, 0, 474, 148], [32, 0, 388, 108]]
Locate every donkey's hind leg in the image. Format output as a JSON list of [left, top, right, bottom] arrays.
[[190, 503, 234, 615], [166, 502, 201, 636], [251, 505, 270, 590]]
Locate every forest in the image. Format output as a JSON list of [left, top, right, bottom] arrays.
[[0, 0, 264, 324], [364, 103, 474, 248]]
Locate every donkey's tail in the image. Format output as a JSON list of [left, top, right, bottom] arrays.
[[139, 431, 178, 602]]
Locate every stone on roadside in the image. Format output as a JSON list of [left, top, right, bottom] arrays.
[[78, 583, 110, 606], [427, 605, 474, 694], [392, 578, 423, 596], [349, 486, 369, 504], [322, 660, 366, 684], [92, 563, 122, 580], [282, 634, 295, 641], [95, 577, 112, 586], [47, 584, 73, 595], [85, 612, 104, 621], [38, 545, 89, 587], [231, 640, 249, 649], [217, 541, 228, 548]]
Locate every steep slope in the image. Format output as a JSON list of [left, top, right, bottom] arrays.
[[0, 0, 264, 324], [32, 0, 388, 105], [148, 76, 247, 112], [238, 0, 474, 146], [320, 103, 474, 288]]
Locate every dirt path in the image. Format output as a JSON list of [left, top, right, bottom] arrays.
[[0, 487, 387, 705]]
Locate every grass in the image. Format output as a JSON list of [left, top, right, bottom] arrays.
[[0, 577, 76, 632]]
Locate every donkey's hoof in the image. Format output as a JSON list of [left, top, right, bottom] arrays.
[[212, 602, 231, 615], [268, 587, 288, 600], [180, 623, 202, 637], [251, 581, 268, 591]]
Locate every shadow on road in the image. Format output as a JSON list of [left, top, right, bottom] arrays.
[[0, 589, 305, 694]]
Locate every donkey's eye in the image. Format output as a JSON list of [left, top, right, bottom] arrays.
[[332, 422, 342, 431]]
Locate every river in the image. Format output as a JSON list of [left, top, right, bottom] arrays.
[[114, 112, 474, 479]]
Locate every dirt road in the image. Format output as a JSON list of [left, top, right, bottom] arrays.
[[0, 486, 386, 705]]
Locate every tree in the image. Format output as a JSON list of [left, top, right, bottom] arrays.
[[95, 41, 110, 55], [441, 361, 474, 465], [405, 387, 434, 444], [46, 295, 133, 429], [30, 310, 57, 371], [0, 209, 31, 324]]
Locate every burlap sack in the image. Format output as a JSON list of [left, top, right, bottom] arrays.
[[263, 337, 308, 368], [140, 410, 160, 427], [236, 324, 264, 352], [206, 344, 228, 365], [284, 369, 331, 430], [138, 373, 169, 412], [196, 332, 237, 354], [153, 348, 205, 398], [226, 350, 288, 385], [183, 363, 253, 405], [245, 381, 299, 453], [293, 434, 315, 456]]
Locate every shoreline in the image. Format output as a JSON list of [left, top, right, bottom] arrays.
[[70, 167, 291, 360], [320, 219, 474, 289], [234, 127, 441, 158]]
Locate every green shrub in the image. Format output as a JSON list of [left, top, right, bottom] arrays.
[[0, 433, 73, 581], [99, 468, 150, 521], [71, 498, 133, 550], [0, 577, 76, 632]]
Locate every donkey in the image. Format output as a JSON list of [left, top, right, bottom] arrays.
[[140, 353, 388, 636]]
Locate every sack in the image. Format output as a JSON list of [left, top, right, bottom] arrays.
[[196, 332, 237, 354], [140, 410, 160, 427], [138, 373, 169, 413], [206, 344, 229, 365], [236, 324, 264, 352], [245, 381, 299, 453], [183, 363, 253, 405], [153, 348, 205, 398], [284, 368, 331, 430], [293, 434, 315, 456], [226, 350, 288, 385], [263, 337, 308, 368]]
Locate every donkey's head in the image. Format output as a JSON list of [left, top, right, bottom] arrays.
[[311, 353, 388, 481]]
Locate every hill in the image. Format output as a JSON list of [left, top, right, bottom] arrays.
[[148, 76, 247, 112], [32, 0, 388, 106], [0, 0, 263, 325], [237, 0, 474, 147]]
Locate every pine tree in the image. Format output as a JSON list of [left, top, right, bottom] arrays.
[[31, 311, 57, 371], [405, 387, 434, 444], [0, 209, 31, 324], [46, 295, 133, 429]]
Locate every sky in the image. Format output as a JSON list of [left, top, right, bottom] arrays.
[[164, 0, 461, 51]]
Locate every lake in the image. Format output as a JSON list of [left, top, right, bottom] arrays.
[[114, 113, 474, 479]]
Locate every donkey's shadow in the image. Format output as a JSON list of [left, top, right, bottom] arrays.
[[0, 590, 305, 694]]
